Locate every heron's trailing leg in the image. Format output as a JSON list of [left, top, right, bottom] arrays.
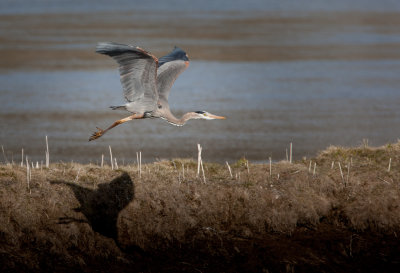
[[89, 113, 144, 141]]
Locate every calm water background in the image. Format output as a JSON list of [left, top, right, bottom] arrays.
[[1, 0, 400, 164]]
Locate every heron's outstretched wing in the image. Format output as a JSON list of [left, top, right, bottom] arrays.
[[96, 42, 159, 109], [157, 46, 189, 107]]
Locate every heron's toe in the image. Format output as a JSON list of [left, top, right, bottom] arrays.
[[89, 128, 104, 141]]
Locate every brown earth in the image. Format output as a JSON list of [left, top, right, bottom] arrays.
[[1, 142, 400, 272]]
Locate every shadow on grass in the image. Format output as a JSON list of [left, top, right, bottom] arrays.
[[50, 172, 134, 242]]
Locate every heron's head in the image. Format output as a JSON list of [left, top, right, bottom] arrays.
[[158, 46, 190, 67], [194, 111, 226, 120]]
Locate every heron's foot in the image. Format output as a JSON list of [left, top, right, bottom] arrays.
[[89, 127, 105, 141]]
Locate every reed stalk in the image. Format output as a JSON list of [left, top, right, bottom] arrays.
[[45, 136, 49, 168], [136, 152, 139, 174], [74, 168, 81, 183], [269, 157, 272, 178], [226, 161, 233, 178], [196, 144, 205, 183], [26, 156, 30, 190], [197, 144, 202, 177], [109, 145, 113, 170], [200, 158, 206, 183], [338, 162, 344, 184]]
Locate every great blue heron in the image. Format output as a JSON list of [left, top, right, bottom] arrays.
[[89, 42, 225, 141]]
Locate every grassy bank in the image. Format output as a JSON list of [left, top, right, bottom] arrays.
[[1, 142, 400, 272]]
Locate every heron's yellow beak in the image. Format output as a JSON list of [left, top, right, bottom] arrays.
[[209, 114, 226, 120]]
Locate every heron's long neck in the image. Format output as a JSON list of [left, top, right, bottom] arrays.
[[162, 111, 195, 126]]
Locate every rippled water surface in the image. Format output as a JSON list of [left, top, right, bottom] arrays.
[[2, 59, 400, 163], [1, 1, 400, 163]]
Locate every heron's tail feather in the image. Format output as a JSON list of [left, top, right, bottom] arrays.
[[110, 105, 126, 110]]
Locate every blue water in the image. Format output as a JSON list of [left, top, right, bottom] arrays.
[[1, 59, 400, 163]]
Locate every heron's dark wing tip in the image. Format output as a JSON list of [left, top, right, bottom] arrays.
[[95, 42, 157, 62], [95, 42, 132, 58], [95, 42, 130, 55]]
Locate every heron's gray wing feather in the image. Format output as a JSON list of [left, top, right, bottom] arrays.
[[96, 42, 158, 111], [157, 60, 188, 106]]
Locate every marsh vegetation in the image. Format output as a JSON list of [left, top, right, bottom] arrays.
[[1, 142, 400, 272]]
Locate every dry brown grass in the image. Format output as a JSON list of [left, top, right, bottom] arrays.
[[1, 142, 400, 272], [315, 142, 400, 231]]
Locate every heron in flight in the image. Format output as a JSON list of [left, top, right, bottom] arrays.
[[89, 42, 225, 141]]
